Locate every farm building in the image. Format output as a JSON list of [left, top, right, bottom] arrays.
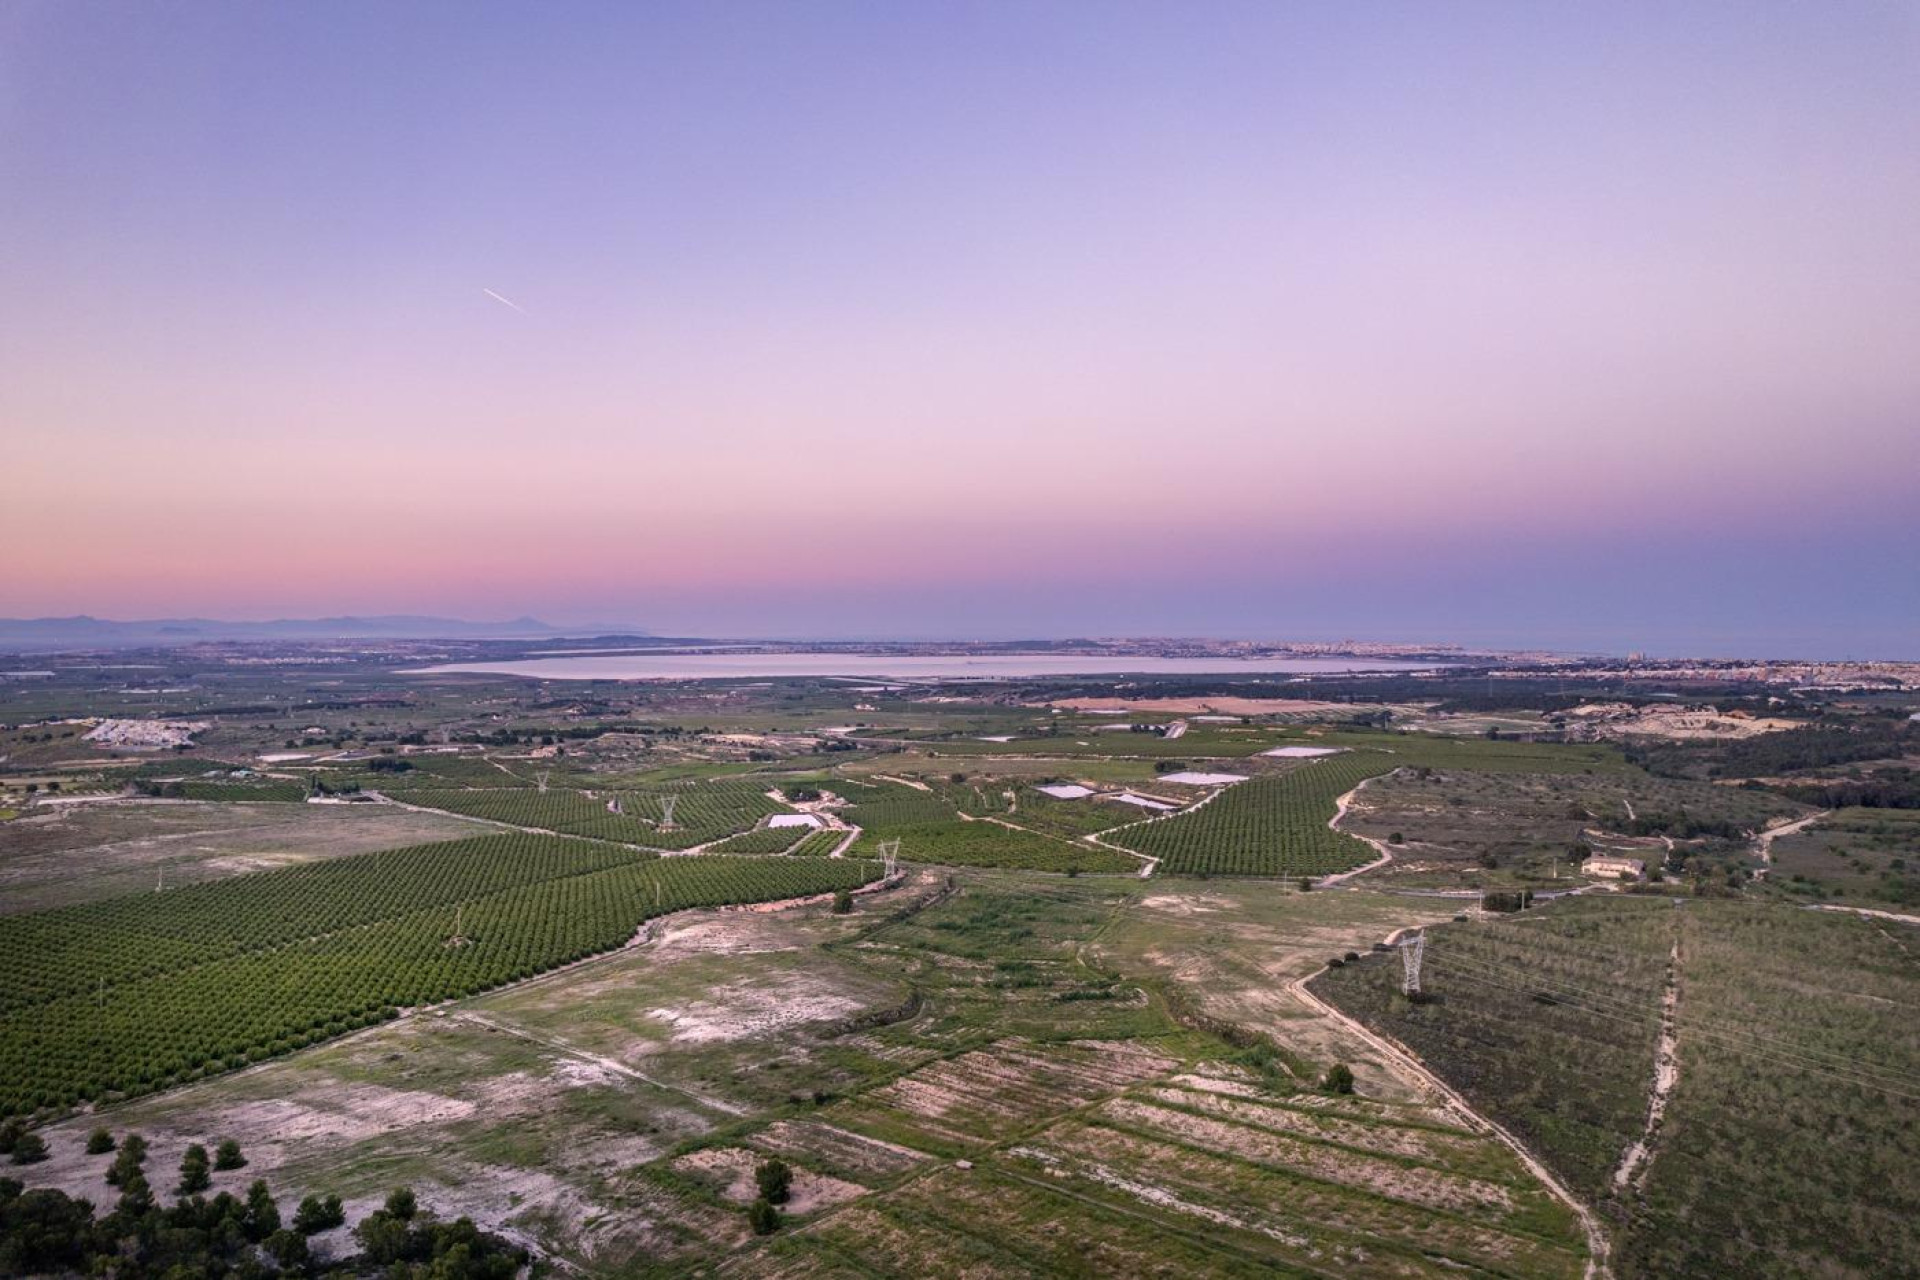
[[1581, 854, 1646, 880]]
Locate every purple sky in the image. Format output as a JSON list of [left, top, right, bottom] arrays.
[[3, 2, 1916, 656]]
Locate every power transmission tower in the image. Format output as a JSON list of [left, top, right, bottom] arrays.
[[881, 839, 900, 880], [660, 794, 678, 830], [1401, 932, 1426, 998], [536, 770, 550, 794]]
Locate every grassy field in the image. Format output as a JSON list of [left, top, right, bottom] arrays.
[[1765, 807, 1920, 908], [0, 800, 480, 912], [1312, 895, 1920, 1277]]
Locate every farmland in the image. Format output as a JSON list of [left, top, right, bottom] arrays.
[[842, 781, 1140, 872], [1312, 895, 1920, 1276], [386, 780, 786, 849], [1108, 755, 1398, 877], [0, 835, 880, 1118]]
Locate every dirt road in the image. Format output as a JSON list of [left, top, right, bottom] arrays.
[[1317, 773, 1398, 886]]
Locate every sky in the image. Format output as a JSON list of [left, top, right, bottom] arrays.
[[2, 1, 1916, 657]]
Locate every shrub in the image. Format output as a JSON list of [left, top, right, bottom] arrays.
[[384, 1186, 417, 1221], [293, 1192, 345, 1235], [748, 1196, 781, 1235], [10, 1133, 47, 1165], [213, 1138, 246, 1170], [85, 1129, 114, 1155], [754, 1158, 792, 1205], [1323, 1063, 1356, 1095]]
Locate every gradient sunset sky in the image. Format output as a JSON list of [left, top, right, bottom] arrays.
[[3, 2, 1916, 656]]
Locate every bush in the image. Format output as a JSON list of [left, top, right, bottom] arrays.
[[831, 889, 853, 915], [754, 1158, 792, 1205], [748, 1196, 781, 1235], [10, 1134, 47, 1165], [85, 1128, 114, 1155], [384, 1185, 417, 1220], [1323, 1063, 1356, 1095], [293, 1192, 345, 1235], [213, 1138, 246, 1170]]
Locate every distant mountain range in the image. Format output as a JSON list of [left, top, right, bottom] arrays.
[[0, 615, 646, 650]]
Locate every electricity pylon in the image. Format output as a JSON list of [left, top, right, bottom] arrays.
[[1401, 931, 1426, 997]]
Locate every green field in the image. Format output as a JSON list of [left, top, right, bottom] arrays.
[[0, 837, 879, 1118], [843, 782, 1138, 872], [1108, 756, 1397, 876], [388, 780, 784, 848]]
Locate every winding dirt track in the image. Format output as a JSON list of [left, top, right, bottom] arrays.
[[1285, 966, 1614, 1279], [1316, 772, 1398, 886]]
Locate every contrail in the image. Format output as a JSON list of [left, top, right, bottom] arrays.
[[481, 288, 530, 315]]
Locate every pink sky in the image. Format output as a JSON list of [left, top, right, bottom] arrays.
[[3, 4, 1916, 653]]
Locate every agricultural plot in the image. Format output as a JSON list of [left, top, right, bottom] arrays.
[[173, 780, 308, 802], [0, 839, 880, 1119], [388, 780, 784, 849], [852, 820, 1137, 873], [1003, 786, 1145, 839], [759, 1065, 1586, 1279], [1313, 896, 1920, 1277], [844, 782, 1138, 872], [0, 801, 479, 913], [786, 828, 845, 857], [1299, 731, 1630, 775], [1764, 807, 1920, 908], [705, 823, 815, 855], [1109, 756, 1397, 877]]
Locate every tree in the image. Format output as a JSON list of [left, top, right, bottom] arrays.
[[115, 1170, 154, 1216], [0, 1120, 21, 1155], [754, 1158, 792, 1205], [293, 1191, 345, 1235], [748, 1196, 781, 1235], [214, 1138, 246, 1170], [243, 1179, 281, 1241], [264, 1227, 311, 1270], [383, 1185, 417, 1221], [831, 889, 853, 915], [106, 1147, 144, 1188], [85, 1128, 115, 1156], [9, 1133, 47, 1165], [1323, 1063, 1356, 1095], [177, 1143, 211, 1195], [121, 1133, 148, 1164]]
